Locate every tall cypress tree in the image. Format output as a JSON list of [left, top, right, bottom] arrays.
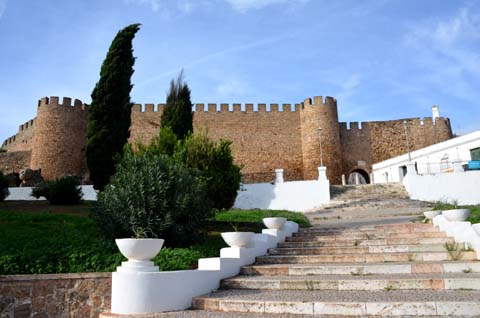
[[161, 71, 194, 140], [87, 23, 141, 190]]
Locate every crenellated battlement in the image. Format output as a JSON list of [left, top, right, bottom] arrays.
[[38, 96, 88, 111], [302, 96, 338, 108], [132, 102, 301, 113]]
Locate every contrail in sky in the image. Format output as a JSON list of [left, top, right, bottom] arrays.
[[137, 33, 296, 87]]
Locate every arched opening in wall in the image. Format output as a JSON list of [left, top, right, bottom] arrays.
[[347, 169, 370, 185]]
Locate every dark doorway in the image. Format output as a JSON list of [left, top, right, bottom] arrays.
[[348, 169, 370, 184]]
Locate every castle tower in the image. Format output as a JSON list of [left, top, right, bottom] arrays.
[[300, 96, 343, 183], [30, 96, 89, 180]]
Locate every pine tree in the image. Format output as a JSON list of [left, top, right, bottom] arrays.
[[86, 23, 141, 191], [160, 71, 194, 140]]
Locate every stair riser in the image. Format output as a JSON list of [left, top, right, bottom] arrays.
[[241, 262, 480, 276], [287, 232, 447, 242], [193, 298, 480, 316], [256, 252, 478, 264], [298, 227, 439, 235], [269, 244, 448, 255], [221, 278, 480, 291], [279, 238, 453, 248]]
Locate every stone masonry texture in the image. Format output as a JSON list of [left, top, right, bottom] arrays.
[[0, 273, 111, 318], [0, 95, 453, 184]]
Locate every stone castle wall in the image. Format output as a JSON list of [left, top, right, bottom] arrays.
[[1, 118, 36, 152], [339, 118, 453, 180], [30, 97, 89, 180], [0, 95, 454, 184]]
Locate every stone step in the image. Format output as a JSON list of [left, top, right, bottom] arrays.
[[256, 251, 478, 264], [241, 261, 480, 276], [268, 244, 449, 255], [221, 273, 480, 291], [278, 237, 453, 248], [100, 310, 477, 318], [193, 289, 480, 316], [287, 231, 447, 242], [298, 223, 438, 234]]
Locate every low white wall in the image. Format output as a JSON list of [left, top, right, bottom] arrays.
[[433, 214, 480, 259], [5, 185, 98, 201], [403, 171, 480, 205], [110, 221, 300, 315], [234, 179, 330, 212]]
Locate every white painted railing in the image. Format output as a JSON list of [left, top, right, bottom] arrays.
[[109, 221, 299, 315]]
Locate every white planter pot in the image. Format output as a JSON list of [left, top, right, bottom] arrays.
[[221, 232, 254, 248], [423, 210, 441, 220], [472, 224, 480, 236], [263, 217, 287, 230], [442, 209, 471, 222], [115, 238, 164, 261]]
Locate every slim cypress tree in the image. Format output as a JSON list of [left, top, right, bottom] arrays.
[[160, 71, 194, 140], [87, 23, 141, 190]]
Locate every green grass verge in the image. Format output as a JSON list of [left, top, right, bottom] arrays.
[[0, 207, 306, 275], [215, 209, 311, 228], [433, 202, 480, 224]]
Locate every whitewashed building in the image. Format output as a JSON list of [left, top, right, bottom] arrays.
[[372, 130, 480, 184]]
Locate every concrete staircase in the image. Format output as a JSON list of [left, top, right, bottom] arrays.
[[189, 222, 480, 317], [305, 183, 433, 225]]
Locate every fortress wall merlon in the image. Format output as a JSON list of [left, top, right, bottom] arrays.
[[283, 104, 292, 112], [145, 104, 155, 112], [304, 97, 313, 106], [324, 96, 337, 107], [132, 104, 142, 112], [258, 103, 267, 112], [220, 103, 229, 112], [245, 104, 254, 112], [233, 103, 241, 112]]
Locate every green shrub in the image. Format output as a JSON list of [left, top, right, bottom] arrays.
[[31, 176, 83, 205], [0, 172, 9, 202], [92, 149, 212, 246], [175, 132, 242, 210], [135, 126, 178, 157]]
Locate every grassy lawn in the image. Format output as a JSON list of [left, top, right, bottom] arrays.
[[0, 202, 309, 275], [433, 202, 480, 224]]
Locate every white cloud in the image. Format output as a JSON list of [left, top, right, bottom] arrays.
[[337, 73, 361, 102], [124, 0, 197, 15], [216, 79, 248, 99], [225, 0, 308, 13], [403, 7, 480, 102], [0, 0, 7, 18]]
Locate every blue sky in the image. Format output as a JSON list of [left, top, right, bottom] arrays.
[[0, 0, 479, 141]]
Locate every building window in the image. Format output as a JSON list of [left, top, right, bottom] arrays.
[[471, 147, 480, 161]]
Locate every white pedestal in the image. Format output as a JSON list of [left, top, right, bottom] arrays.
[[318, 166, 327, 181]]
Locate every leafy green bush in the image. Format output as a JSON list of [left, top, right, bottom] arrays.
[[135, 126, 178, 157], [31, 176, 83, 205], [92, 149, 212, 246], [0, 172, 9, 202], [175, 132, 242, 210]]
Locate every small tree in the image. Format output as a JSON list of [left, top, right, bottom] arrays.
[[86, 23, 141, 190], [160, 71, 193, 140], [175, 132, 242, 210]]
